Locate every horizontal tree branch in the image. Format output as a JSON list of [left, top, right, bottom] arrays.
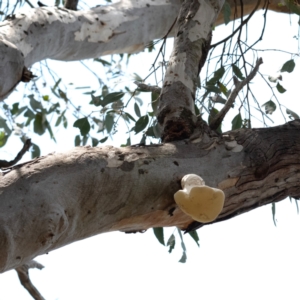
[[1, 120, 300, 272]]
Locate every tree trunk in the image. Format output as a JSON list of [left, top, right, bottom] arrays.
[[1, 120, 299, 272]]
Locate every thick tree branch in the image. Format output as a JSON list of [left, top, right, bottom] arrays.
[[157, 0, 224, 142], [209, 58, 263, 130], [1, 121, 300, 272]]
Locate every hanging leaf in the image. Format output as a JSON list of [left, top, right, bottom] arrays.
[[179, 252, 187, 263], [232, 64, 245, 80], [102, 92, 124, 107], [262, 100, 276, 115], [94, 58, 112, 66], [105, 113, 114, 134], [134, 102, 141, 117], [276, 82, 286, 93], [74, 135, 81, 146], [188, 231, 200, 247], [167, 234, 176, 253], [134, 115, 149, 134], [29, 95, 43, 111], [222, 1, 231, 24], [31, 143, 40, 158], [92, 138, 99, 147], [73, 117, 91, 136], [153, 227, 165, 246], [218, 82, 228, 95], [0, 131, 8, 147], [34, 113, 46, 135], [232, 113, 243, 130], [102, 85, 109, 97], [99, 136, 108, 143], [286, 108, 300, 120], [280, 59, 295, 73], [206, 66, 225, 86]]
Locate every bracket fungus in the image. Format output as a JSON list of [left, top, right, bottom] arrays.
[[174, 174, 225, 223]]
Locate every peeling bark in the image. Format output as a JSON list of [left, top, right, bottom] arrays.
[[1, 120, 300, 273], [0, 0, 296, 100]]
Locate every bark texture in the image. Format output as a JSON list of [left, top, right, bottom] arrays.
[[0, 0, 296, 100], [0, 120, 299, 273]]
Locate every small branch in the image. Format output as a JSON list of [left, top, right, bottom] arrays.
[[15, 260, 45, 300], [0, 139, 32, 169], [64, 0, 79, 10], [134, 81, 161, 94], [209, 58, 263, 130]]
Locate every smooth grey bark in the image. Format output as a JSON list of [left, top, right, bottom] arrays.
[[1, 120, 300, 273]]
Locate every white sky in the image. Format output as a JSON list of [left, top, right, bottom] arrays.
[[1, 7, 300, 300]]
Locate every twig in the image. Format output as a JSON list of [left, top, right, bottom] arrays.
[[15, 260, 45, 300], [209, 58, 263, 130], [134, 81, 161, 94], [0, 139, 31, 168]]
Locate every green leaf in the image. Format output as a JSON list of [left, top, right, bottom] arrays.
[[146, 126, 155, 137], [262, 100, 276, 115], [232, 64, 245, 80], [153, 227, 165, 246], [134, 115, 149, 134], [99, 136, 108, 143], [0, 131, 8, 147], [276, 82, 286, 93], [179, 252, 187, 263], [94, 58, 112, 66], [92, 138, 99, 147], [31, 143, 40, 158], [102, 85, 109, 97], [231, 113, 243, 130], [102, 92, 124, 107], [55, 116, 62, 127], [167, 234, 176, 253], [286, 108, 300, 120], [0, 116, 12, 135], [52, 78, 61, 91], [133, 73, 143, 82], [151, 91, 160, 114], [134, 103, 141, 117], [188, 231, 200, 247], [74, 135, 81, 146], [34, 113, 46, 135], [62, 115, 68, 128], [207, 67, 225, 86], [123, 112, 136, 122], [285, 0, 300, 15], [29, 95, 43, 111], [272, 203, 277, 227], [281, 59, 295, 73], [73, 117, 91, 136], [222, 1, 231, 24], [218, 82, 228, 95], [105, 114, 114, 134], [42, 95, 50, 101], [205, 85, 221, 94]]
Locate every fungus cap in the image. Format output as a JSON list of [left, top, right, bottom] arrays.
[[174, 174, 225, 223]]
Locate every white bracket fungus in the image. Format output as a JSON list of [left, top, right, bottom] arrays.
[[174, 174, 225, 223]]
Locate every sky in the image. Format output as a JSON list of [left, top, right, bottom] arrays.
[[0, 5, 300, 300]]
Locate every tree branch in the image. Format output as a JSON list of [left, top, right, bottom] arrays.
[[15, 260, 45, 300], [209, 58, 263, 130], [134, 81, 161, 94], [0, 139, 31, 169]]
